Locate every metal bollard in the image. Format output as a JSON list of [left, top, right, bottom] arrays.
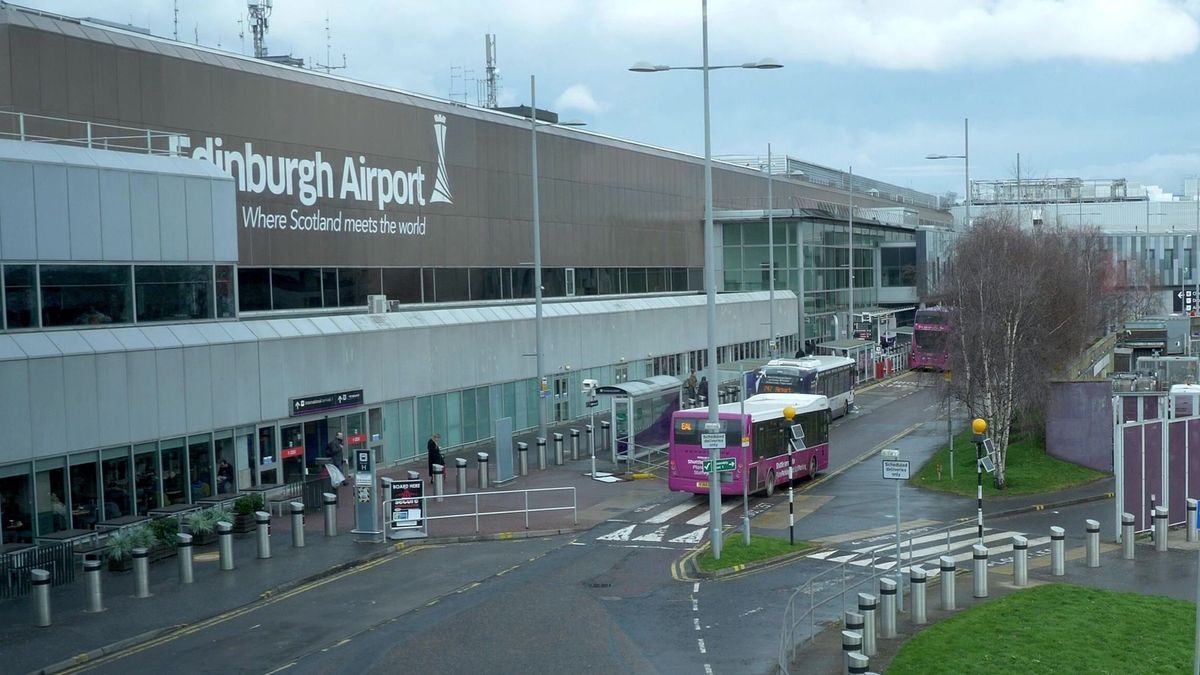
[[554, 432, 564, 466], [536, 437, 547, 471], [84, 559, 105, 612], [841, 630, 862, 675], [256, 511, 271, 559], [910, 566, 926, 625], [972, 544, 988, 598], [177, 533, 194, 584], [601, 420, 610, 452], [1189, 499, 1198, 543], [432, 464, 445, 503], [1122, 512, 1135, 560], [857, 592, 876, 657], [31, 568, 50, 627], [847, 652, 869, 675], [1050, 526, 1065, 576], [133, 547, 151, 598], [879, 578, 896, 639], [476, 452, 489, 490], [939, 555, 956, 610], [571, 428, 580, 460], [1013, 535, 1028, 587], [290, 502, 305, 548], [1085, 518, 1100, 568], [323, 492, 338, 537], [455, 457, 468, 493], [844, 610, 863, 640], [586, 424, 594, 457], [1154, 506, 1169, 551], [217, 521, 234, 570], [517, 442, 529, 477]]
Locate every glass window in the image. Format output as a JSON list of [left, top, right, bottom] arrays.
[[447, 391, 463, 446], [101, 447, 131, 520], [646, 268, 666, 293], [476, 387, 492, 442], [339, 268, 381, 307], [4, 264, 37, 329], [511, 268, 535, 299], [134, 443, 160, 514], [214, 432, 236, 494], [135, 265, 213, 322], [432, 394, 448, 446], [280, 424, 305, 484], [160, 437, 186, 505], [322, 269, 339, 307], [670, 268, 688, 292], [462, 388, 477, 443], [238, 268, 271, 311], [383, 268, 422, 304], [40, 264, 131, 327], [416, 396, 433, 456], [271, 268, 323, 310], [470, 268, 504, 301], [399, 398, 416, 460], [422, 269, 435, 302], [543, 268, 566, 297], [434, 268, 470, 302], [1, 469, 33, 543], [69, 455, 99, 529], [576, 268, 598, 296], [627, 268, 647, 293], [188, 433, 214, 500], [34, 461, 67, 536], [216, 265, 236, 318]]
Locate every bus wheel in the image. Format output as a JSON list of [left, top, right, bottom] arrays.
[[765, 470, 776, 497], [808, 456, 819, 480]]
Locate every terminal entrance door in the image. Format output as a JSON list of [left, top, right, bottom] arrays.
[[257, 426, 280, 486], [554, 375, 570, 423]]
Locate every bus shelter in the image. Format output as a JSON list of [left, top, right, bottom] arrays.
[[815, 339, 876, 383], [595, 376, 682, 475]]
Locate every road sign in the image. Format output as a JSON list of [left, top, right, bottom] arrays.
[[701, 433, 726, 449], [586, 399, 599, 408], [1175, 287, 1197, 313], [882, 459, 910, 480], [703, 458, 737, 473]]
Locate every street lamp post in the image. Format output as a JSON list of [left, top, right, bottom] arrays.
[[848, 166, 853, 339], [631, 0, 781, 560], [767, 143, 775, 357], [925, 117, 970, 229], [972, 417, 988, 545]]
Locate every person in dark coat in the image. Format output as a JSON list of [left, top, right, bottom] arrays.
[[427, 433, 444, 484], [326, 432, 346, 486]]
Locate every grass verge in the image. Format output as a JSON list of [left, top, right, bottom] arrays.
[[912, 429, 1107, 497], [887, 584, 1193, 674], [695, 534, 812, 572]]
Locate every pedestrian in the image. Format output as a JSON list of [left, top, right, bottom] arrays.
[[326, 432, 346, 486], [216, 458, 234, 494], [427, 433, 444, 485], [698, 376, 708, 405], [685, 369, 698, 405]]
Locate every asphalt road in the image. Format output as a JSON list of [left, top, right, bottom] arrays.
[[67, 372, 953, 675]]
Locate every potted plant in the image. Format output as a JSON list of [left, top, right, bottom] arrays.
[[232, 494, 264, 534], [105, 524, 155, 572], [184, 506, 230, 546], [148, 516, 180, 561]]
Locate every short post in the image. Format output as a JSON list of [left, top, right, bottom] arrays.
[[847, 652, 869, 675], [570, 428, 580, 461], [290, 501, 305, 548], [858, 592, 876, 657], [1122, 512, 1135, 560], [1154, 506, 1169, 551], [586, 424, 594, 456], [841, 630, 862, 675], [256, 511, 271, 559], [1085, 518, 1100, 568], [177, 532, 194, 585], [31, 568, 50, 627], [972, 544, 988, 598], [537, 437, 547, 471], [517, 442, 529, 477], [601, 420, 611, 453], [1051, 525, 1065, 576], [133, 547, 151, 598], [1189, 498, 1198, 543], [844, 610, 863, 641], [554, 432, 564, 466], [910, 566, 926, 625], [217, 520, 234, 570], [455, 457, 468, 493], [1012, 534, 1028, 587], [476, 452, 490, 490], [878, 578, 896, 639], [939, 555, 956, 611], [323, 492, 338, 537], [432, 464, 445, 502], [84, 558, 105, 612]]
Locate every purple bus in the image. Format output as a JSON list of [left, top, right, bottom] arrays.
[[911, 307, 951, 371]]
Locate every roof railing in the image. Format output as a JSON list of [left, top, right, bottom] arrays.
[[0, 110, 187, 156]]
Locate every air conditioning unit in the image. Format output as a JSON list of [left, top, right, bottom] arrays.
[[368, 294, 388, 314]]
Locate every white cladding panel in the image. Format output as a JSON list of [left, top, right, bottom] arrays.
[[0, 361, 32, 459], [63, 354, 100, 452], [67, 166, 102, 260], [95, 351, 131, 446]]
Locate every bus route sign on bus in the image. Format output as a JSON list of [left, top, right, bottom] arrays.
[[701, 433, 726, 449], [703, 458, 736, 473]]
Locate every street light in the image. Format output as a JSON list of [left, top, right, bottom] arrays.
[[972, 417, 988, 546], [529, 75, 586, 446], [630, 0, 782, 560], [925, 117, 971, 229]]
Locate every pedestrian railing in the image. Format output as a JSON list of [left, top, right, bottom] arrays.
[[383, 486, 577, 533], [0, 110, 186, 156], [1, 541, 76, 601]]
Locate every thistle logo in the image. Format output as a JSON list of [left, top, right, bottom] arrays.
[[430, 114, 453, 204]]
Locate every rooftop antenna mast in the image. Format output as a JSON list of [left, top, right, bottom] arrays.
[[248, 0, 272, 59], [237, 15, 245, 55], [484, 33, 499, 108], [173, 0, 179, 41], [316, 13, 347, 73]]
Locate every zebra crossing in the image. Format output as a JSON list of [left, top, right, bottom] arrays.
[[592, 499, 740, 548], [806, 525, 1052, 576]]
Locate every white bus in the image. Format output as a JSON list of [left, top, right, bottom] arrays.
[[755, 356, 857, 418]]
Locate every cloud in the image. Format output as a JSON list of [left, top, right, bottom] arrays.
[[554, 84, 604, 115]]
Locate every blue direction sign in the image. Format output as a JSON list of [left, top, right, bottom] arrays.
[[703, 458, 737, 473]]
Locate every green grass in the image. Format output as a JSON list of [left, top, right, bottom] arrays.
[[912, 429, 1107, 497], [695, 534, 812, 572], [887, 584, 1194, 674]]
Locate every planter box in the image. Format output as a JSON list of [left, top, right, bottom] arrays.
[[150, 543, 176, 562], [107, 555, 132, 573], [189, 531, 216, 546], [232, 513, 257, 534]]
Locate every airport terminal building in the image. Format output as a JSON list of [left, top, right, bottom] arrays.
[[0, 5, 950, 541]]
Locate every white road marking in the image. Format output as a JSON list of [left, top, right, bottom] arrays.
[[645, 502, 696, 524], [632, 525, 671, 542], [692, 598, 699, 611], [597, 525, 636, 541], [693, 582, 700, 593], [704, 665, 714, 675], [697, 638, 707, 654], [694, 617, 701, 631], [686, 503, 738, 526], [669, 527, 708, 544]]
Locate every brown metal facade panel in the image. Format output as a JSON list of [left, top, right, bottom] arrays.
[[0, 26, 11, 108]]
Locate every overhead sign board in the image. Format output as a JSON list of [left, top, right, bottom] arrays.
[[701, 433, 726, 450], [594, 386, 627, 396], [1175, 287, 1197, 313], [290, 389, 363, 416], [882, 459, 911, 480], [703, 457, 737, 473]]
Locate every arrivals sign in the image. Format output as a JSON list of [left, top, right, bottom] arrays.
[[290, 389, 363, 416]]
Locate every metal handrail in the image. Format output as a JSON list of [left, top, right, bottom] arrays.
[[0, 110, 187, 156], [382, 486, 577, 533]]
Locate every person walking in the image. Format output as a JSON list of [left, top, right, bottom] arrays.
[[326, 432, 346, 486], [427, 433, 444, 485], [685, 370, 698, 406]]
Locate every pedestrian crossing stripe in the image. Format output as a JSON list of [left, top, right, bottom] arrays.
[[807, 526, 1052, 575], [593, 500, 742, 547]]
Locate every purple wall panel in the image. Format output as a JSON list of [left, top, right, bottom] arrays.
[[1145, 422, 1163, 524], [1045, 382, 1113, 472], [1144, 396, 1160, 420], [1124, 426, 1145, 530], [1190, 420, 1200, 502], [1170, 420, 1187, 522], [1123, 396, 1138, 423]]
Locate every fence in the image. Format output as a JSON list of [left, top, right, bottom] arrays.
[[0, 110, 186, 156], [1, 542, 76, 600]]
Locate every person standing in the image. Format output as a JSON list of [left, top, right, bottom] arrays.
[[326, 432, 346, 486], [685, 370, 698, 406], [427, 433, 444, 485]]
